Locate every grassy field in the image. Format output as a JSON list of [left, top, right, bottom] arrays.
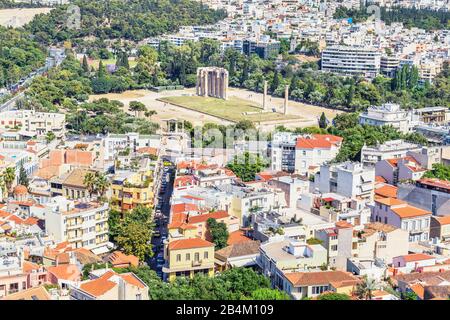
[[0, 8, 52, 27], [88, 58, 138, 69], [159, 95, 301, 123]]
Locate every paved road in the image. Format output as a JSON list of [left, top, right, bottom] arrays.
[[147, 163, 175, 277]]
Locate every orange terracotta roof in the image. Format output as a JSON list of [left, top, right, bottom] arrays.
[[227, 230, 253, 245], [80, 276, 116, 297], [375, 176, 388, 183], [418, 178, 450, 191], [296, 134, 342, 150], [106, 251, 139, 267], [391, 205, 431, 219], [435, 216, 450, 226], [375, 185, 398, 198], [402, 253, 435, 263], [47, 264, 80, 281], [119, 273, 146, 288], [410, 283, 425, 300], [23, 217, 40, 225], [171, 203, 199, 214], [137, 147, 158, 155], [375, 197, 406, 206], [285, 271, 360, 287], [174, 175, 196, 187], [168, 238, 214, 250], [188, 211, 229, 224], [386, 156, 419, 167], [23, 261, 41, 273]]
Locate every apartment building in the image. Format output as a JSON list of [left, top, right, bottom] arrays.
[[49, 168, 95, 200], [315, 221, 358, 270], [243, 37, 280, 59], [270, 132, 342, 174], [111, 170, 154, 211], [315, 162, 375, 203], [398, 178, 450, 216], [258, 239, 327, 288], [45, 197, 110, 252], [162, 238, 215, 282], [372, 197, 432, 242], [294, 134, 343, 175], [321, 45, 381, 78], [359, 103, 419, 134], [356, 222, 409, 264], [375, 156, 426, 185], [0, 110, 65, 138], [102, 133, 160, 162], [360, 139, 422, 167], [380, 55, 400, 77]]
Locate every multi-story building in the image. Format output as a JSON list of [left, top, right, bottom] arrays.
[[372, 197, 432, 242], [102, 133, 160, 162], [321, 45, 381, 78], [359, 103, 419, 134], [243, 37, 280, 59], [356, 222, 409, 264], [0, 110, 65, 138], [414, 107, 449, 124], [162, 238, 215, 282], [397, 178, 450, 216], [258, 239, 327, 288], [430, 216, 450, 241], [270, 132, 342, 174], [380, 55, 400, 77], [315, 162, 375, 203], [111, 170, 154, 211], [49, 168, 94, 200], [315, 221, 358, 270], [360, 139, 422, 167], [375, 156, 426, 185], [44, 196, 110, 251]]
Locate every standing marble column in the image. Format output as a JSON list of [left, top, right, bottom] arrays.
[[284, 85, 289, 115], [263, 80, 268, 110]]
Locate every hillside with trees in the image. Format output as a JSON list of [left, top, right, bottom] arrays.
[[26, 0, 227, 44], [0, 27, 46, 88], [333, 6, 450, 31]]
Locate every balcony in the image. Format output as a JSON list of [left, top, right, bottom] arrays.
[[192, 260, 203, 267]]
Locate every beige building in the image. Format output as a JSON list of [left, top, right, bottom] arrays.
[[162, 238, 215, 282], [0, 110, 65, 138], [50, 168, 94, 199], [70, 270, 149, 300], [356, 222, 409, 264], [430, 216, 450, 241]]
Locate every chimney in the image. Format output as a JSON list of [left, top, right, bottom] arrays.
[[283, 85, 289, 115]]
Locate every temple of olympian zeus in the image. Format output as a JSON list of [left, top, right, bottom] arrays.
[[196, 67, 229, 100]]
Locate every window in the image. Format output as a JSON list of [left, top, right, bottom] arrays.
[[204, 251, 209, 259], [312, 285, 328, 295], [331, 245, 338, 251], [194, 252, 200, 261], [186, 253, 190, 261], [176, 254, 181, 262], [384, 217, 387, 224], [136, 294, 142, 300], [402, 222, 407, 230]]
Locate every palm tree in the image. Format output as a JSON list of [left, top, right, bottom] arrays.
[[3, 167, 15, 196], [94, 172, 110, 199], [356, 276, 377, 300], [83, 172, 96, 198]]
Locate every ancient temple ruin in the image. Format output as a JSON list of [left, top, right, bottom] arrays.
[[196, 67, 229, 100]]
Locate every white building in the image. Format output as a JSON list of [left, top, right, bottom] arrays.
[[102, 133, 161, 162], [315, 162, 375, 203], [270, 132, 342, 174], [360, 139, 422, 167], [44, 197, 110, 253], [321, 45, 381, 78], [359, 103, 420, 134], [0, 110, 65, 138]]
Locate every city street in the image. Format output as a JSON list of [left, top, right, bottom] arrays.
[[148, 161, 175, 278]]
